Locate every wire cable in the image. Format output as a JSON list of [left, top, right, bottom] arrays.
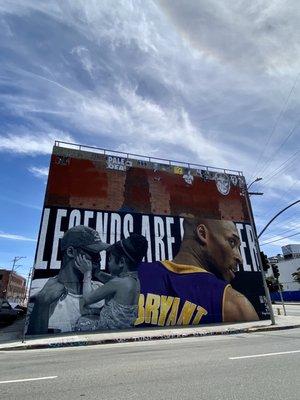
[[263, 224, 300, 240], [262, 150, 299, 185], [262, 181, 297, 219], [249, 73, 300, 182], [257, 121, 299, 178], [260, 232, 300, 246]]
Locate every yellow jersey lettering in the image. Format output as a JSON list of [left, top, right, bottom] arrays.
[[192, 305, 208, 325], [165, 297, 180, 325], [145, 293, 160, 324], [158, 296, 174, 326], [176, 301, 197, 325], [135, 294, 208, 327], [134, 294, 145, 325]]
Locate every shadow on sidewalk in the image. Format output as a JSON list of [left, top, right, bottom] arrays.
[[0, 316, 25, 343]]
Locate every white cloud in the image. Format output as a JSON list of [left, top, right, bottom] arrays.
[[28, 166, 49, 179], [157, 0, 300, 74], [0, 194, 42, 211], [0, 231, 36, 242], [66, 85, 236, 168], [263, 173, 300, 192], [0, 0, 299, 255], [71, 46, 95, 77], [0, 131, 73, 155], [1, 0, 298, 169]]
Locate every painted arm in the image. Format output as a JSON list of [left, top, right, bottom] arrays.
[[27, 278, 65, 334], [76, 255, 102, 300], [82, 271, 94, 298], [94, 270, 113, 283], [83, 279, 117, 306], [223, 286, 259, 322], [81, 271, 104, 315]]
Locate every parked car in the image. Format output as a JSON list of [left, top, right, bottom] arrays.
[[0, 299, 21, 328]]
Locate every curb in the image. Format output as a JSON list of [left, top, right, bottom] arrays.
[[246, 324, 300, 333], [1, 323, 300, 351]]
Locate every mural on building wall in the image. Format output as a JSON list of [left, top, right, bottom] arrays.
[[26, 145, 269, 335]]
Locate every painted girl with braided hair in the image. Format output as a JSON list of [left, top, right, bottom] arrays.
[[75, 233, 148, 331]]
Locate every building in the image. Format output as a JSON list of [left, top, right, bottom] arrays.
[[282, 244, 300, 259], [269, 244, 300, 302], [0, 269, 26, 304]]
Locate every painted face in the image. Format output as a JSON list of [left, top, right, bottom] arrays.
[[78, 248, 101, 272], [107, 253, 123, 276], [205, 221, 242, 281], [215, 173, 230, 195]]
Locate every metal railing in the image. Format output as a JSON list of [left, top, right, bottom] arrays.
[[54, 141, 243, 176]]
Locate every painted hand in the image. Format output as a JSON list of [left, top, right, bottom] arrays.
[[75, 254, 92, 273]]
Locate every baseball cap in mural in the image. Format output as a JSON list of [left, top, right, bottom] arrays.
[[61, 225, 110, 253], [118, 233, 148, 263]]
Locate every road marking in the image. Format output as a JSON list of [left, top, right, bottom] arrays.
[[0, 376, 57, 384], [229, 350, 300, 360]]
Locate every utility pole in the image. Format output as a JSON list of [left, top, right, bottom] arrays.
[[245, 178, 276, 325], [23, 267, 33, 306], [11, 256, 26, 271], [7, 256, 26, 302]]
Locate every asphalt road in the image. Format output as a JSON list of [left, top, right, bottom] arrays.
[[1, 328, 299, 400]]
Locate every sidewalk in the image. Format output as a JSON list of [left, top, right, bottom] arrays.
[[1, 314, 300, 351]]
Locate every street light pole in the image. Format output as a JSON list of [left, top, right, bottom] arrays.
[[258, 200, 300, 238], [257, 200, 299, 316], [247, 177, 262, 190]]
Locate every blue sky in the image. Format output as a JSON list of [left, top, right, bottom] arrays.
[[0, 0, 299, 278]]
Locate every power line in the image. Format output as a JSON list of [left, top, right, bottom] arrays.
[[261, 182, 297, 219], [256, 121, 299, 178], [258, 200, 300, 238], [265, 221, 300, 236], [263, 149, 299, 181], [249, 73, 300, 181], [262, 224, 300, 241], [260, 232, 300, 246], [261, 192, 300, 222], [258, 209, 299, 229], [257, 212, 300, 236], [262, 150, 299, 185]]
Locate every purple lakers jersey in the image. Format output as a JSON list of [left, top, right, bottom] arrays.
[[135, 260, 230, 327]]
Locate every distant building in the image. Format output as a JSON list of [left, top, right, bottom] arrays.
[[0, 269, 26, 304], [268, 244, 300, 301], [281, 244, 300, 259]]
